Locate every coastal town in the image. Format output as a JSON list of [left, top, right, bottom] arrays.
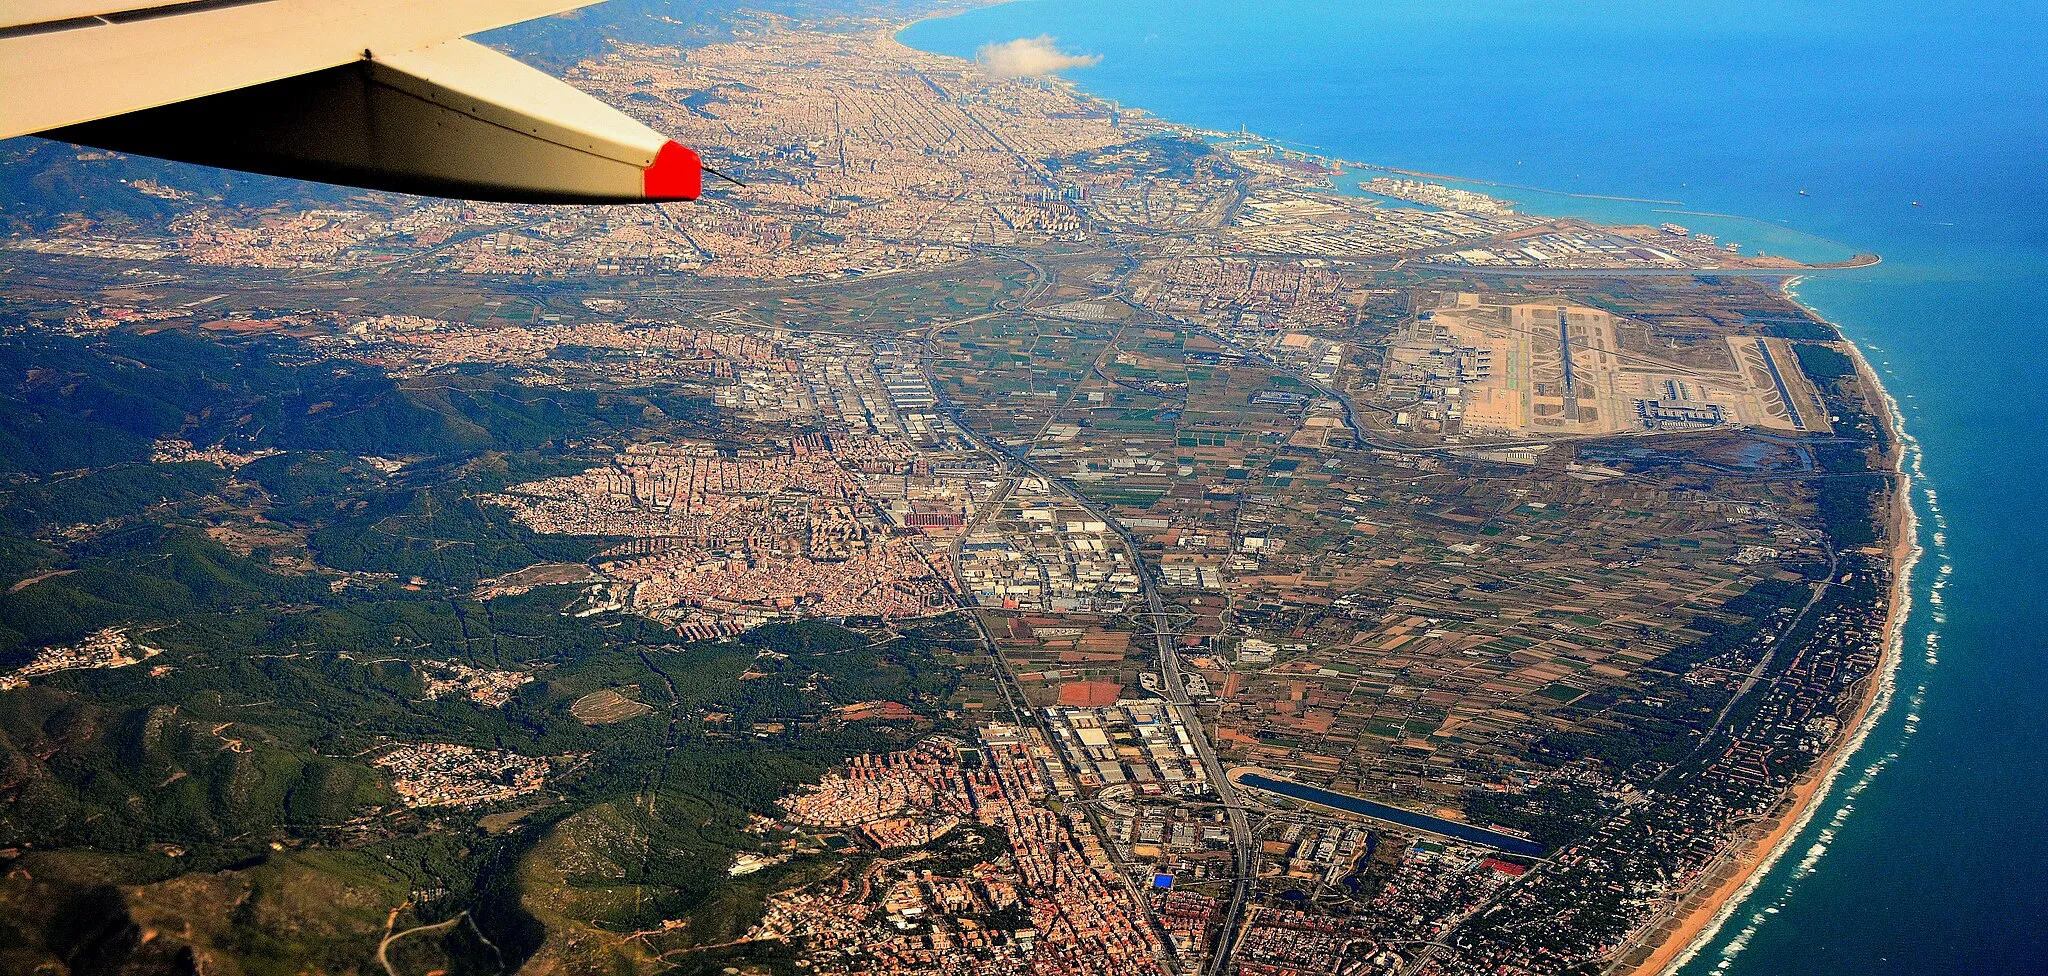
[[0, 3, 1910, 976]]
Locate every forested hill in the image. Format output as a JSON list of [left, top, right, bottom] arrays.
[[0, 325, 984, 974]]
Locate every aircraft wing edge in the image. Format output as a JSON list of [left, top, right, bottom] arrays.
[[0, 0, 602, 140], [47, 36, 704, 203]]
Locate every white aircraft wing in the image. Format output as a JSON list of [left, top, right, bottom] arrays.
[[0, 0, 704, 202]]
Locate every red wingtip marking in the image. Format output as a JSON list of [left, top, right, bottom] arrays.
[[643, 141, 701, 201]]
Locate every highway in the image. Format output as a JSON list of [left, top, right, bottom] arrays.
[[1078, 478, 1255, 976], [915, 323, 1257, 975]]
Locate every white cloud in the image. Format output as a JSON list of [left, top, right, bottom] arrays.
[[975, 36, 1102, 79]]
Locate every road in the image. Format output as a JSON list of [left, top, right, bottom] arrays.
[[374, 908, 473, 973], [1082, 479, 1255, 976], [914, 321, 1256, 974], [1660, 541, 1842, 785]]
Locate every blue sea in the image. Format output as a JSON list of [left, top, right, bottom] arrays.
[[904, 2, 2048, 972]]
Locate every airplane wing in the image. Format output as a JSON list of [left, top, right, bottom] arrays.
[[0, 0, 703, 202]]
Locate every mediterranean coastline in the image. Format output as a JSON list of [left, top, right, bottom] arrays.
[[12, 0, 2037, 973], [1637, 303, 1921, 975], [898, 10, 1914, 976], [898, 4, 1921, 974]]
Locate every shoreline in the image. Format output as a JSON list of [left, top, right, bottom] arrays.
[[1622, 281, 1920, 976], [895, 16, 1870, 277], [1354, 163, 1684, 206], [893, 8, 1918, 972]]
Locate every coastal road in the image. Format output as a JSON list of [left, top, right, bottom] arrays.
[[1661, 540, 1843, 785]]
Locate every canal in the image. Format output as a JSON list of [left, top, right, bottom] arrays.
[[1236, 773, 1547, 857]]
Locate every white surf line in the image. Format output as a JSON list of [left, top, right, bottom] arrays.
[[1663, 290, 1932, 975]]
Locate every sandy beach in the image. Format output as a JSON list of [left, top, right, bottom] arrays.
[[906, 11, 1927, 965], [1621, 285, 1921, 976]]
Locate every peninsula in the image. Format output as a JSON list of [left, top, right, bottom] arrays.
[[0, 2, 1907, 974]]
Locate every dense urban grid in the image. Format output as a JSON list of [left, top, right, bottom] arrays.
[[0, 2, 1903, 975]]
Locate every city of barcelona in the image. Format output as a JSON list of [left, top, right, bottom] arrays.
[[0, 2, 1934, 976]]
